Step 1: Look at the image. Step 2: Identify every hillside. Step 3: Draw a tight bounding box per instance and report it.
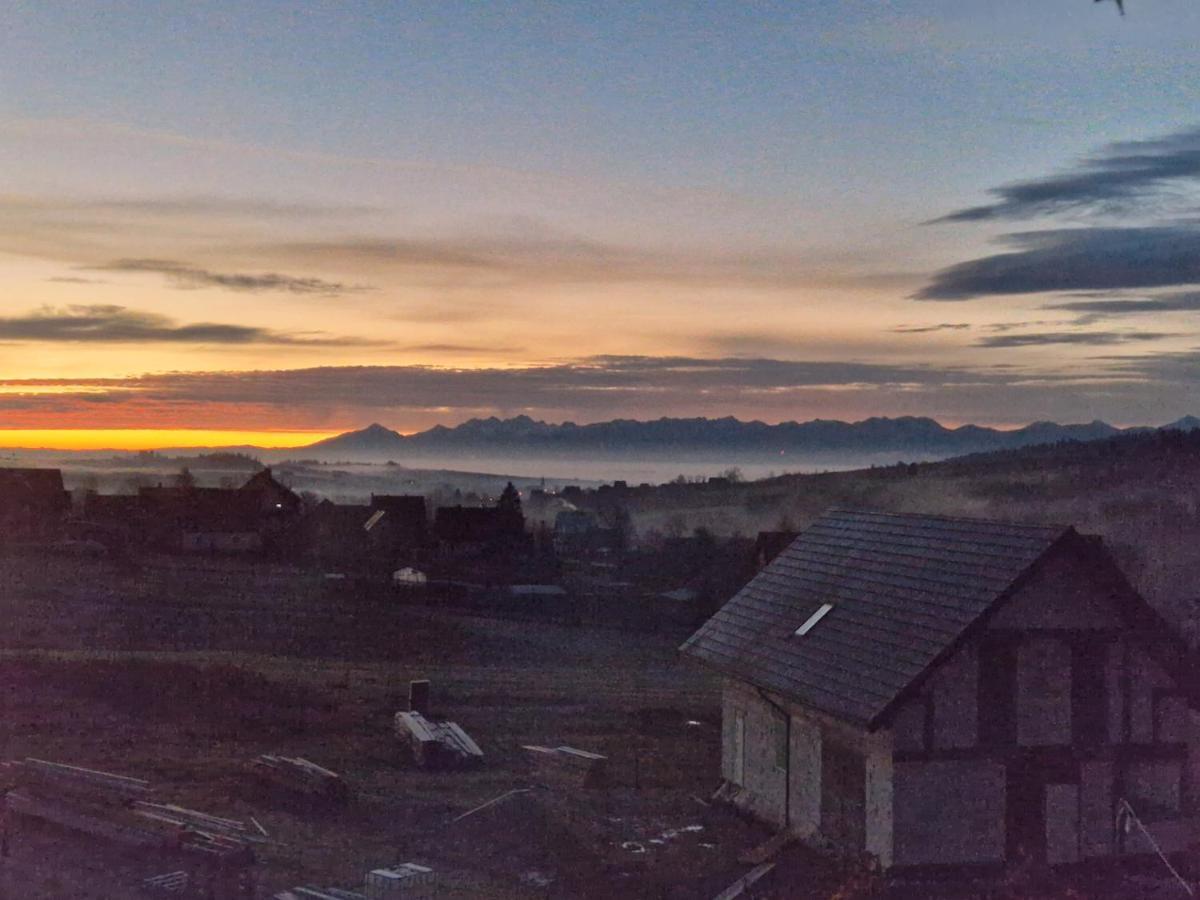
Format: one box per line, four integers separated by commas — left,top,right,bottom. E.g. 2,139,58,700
588,428,1200,636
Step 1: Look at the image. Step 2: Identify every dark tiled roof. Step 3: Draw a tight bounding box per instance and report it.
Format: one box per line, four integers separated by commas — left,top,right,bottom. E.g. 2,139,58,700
0,467,68,506
680,509,1070,728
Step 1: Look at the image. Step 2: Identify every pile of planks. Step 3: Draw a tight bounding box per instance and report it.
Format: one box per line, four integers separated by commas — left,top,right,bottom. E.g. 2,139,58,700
143,870,190,894
131,801,261,860
394,711,483,769
523,745,608,789
364,863,436,898
2,758,255,866
275,863,436,900
249,754,350,801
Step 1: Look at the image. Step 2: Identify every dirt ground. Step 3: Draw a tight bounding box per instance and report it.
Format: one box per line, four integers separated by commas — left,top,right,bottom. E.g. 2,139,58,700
0,551,784,899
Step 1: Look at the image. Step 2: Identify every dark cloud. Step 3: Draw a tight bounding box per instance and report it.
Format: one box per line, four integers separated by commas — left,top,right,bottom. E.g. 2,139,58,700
1,354,1192,431
90,258,369,296
0,305,378,346
933,125,1200,222
974,330,1175,349
915,226,1200,300
1045,291,1200,316
891,323,970,334
47,276,105,284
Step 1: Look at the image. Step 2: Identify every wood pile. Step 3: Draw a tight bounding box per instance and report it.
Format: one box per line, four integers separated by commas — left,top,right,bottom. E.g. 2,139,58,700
2,757,256,868
523,744,608,788
364,863,436,898
394,711,483,769
249,754,350,801
143,870,190,893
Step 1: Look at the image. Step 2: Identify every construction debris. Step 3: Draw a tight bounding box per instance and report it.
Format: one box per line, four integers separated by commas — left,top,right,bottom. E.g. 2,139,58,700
17,758,153,801
250,754,350,801
712,862,775,900
2,757,256,896
274,863,435,900
143,870,190,893
364,863,436,898
523,744,608,788
394,711,483,769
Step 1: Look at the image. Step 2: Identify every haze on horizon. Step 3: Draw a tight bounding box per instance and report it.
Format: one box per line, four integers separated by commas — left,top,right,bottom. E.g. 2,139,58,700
4,1,1200,448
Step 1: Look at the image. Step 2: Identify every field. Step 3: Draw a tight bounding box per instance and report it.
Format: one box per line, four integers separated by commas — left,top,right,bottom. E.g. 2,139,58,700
0,552,785,899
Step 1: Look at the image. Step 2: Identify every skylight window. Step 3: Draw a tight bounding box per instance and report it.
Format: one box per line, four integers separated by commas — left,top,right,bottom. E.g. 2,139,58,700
794,603,834,636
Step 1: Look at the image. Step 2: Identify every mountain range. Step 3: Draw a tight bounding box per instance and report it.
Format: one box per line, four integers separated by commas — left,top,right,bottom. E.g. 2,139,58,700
301,414,1200,460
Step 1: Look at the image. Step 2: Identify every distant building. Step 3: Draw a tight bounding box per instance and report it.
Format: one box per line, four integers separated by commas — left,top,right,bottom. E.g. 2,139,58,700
139,485,262,553
0,468,70,543
240,468,302,516
683,509,1199,870
369,494,429,550
435,491,526,557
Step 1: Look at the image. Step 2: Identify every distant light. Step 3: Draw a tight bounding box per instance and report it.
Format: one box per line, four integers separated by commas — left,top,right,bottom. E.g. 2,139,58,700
685,720,702,727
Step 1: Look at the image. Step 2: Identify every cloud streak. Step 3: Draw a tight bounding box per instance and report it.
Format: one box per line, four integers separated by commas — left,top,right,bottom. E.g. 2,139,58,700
1045,290,1200,317
92,258,369,296
0,305,378,346
916,226,1200,300
933,124,1200,222
974,330,1175,348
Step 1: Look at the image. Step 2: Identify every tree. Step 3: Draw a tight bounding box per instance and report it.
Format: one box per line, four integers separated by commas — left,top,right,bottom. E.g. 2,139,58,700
173,466,196,489
497,482,522,516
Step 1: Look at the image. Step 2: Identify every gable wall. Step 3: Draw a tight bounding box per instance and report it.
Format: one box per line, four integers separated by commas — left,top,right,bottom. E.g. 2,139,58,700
889,545,1194,868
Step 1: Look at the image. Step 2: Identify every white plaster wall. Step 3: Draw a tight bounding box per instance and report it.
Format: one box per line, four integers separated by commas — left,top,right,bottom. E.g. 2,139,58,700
864,746,894,868
1080,760,1114,858
789,714,822,837
722,681,787,827
1127,759,1183,814
892,760,1006,865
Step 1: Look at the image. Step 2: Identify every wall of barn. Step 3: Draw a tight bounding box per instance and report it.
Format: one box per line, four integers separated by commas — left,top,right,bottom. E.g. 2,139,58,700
719,548,1196,871
892,759,1006,865
721,679,895,868
721,679,788,828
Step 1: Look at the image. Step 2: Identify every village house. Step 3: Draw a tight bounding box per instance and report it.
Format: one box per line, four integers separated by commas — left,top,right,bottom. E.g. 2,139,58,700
368,494,429,553
0,468,71,544
682,509,1199,871
138,485,264,553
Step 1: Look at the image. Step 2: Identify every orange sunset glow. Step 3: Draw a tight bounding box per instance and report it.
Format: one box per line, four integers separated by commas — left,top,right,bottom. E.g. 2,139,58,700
0,429,340,451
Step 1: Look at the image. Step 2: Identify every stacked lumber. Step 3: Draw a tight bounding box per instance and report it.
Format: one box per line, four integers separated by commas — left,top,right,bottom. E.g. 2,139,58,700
3,757,255,867
250,754,350,801
523,744,608,788
130,801,260,861
17,758,153,802
143,870,190,893
364,863,436,898
394,711,483,769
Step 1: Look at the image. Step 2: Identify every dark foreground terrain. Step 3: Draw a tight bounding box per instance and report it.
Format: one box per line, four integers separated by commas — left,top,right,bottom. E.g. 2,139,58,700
0,553,767,898
0,552,1194,898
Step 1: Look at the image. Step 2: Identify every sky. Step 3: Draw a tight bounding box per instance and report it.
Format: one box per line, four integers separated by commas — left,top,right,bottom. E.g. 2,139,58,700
3,0,1200,447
